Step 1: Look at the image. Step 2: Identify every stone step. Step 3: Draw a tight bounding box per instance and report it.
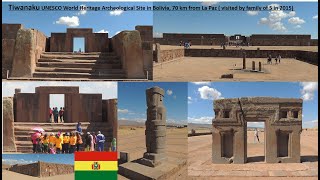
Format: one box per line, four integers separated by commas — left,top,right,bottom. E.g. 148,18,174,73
38,58,121,64
35,67,125,74
40,54,118,60
36,62,122,69
42,52,115,55
33,72,126,79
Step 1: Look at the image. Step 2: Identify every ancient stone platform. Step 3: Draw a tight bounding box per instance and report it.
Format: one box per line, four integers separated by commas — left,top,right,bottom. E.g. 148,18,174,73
119,157,186,180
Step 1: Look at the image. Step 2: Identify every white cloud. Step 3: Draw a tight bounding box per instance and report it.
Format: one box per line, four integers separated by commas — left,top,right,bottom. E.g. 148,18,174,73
192,82,211,85
2,159,36,165
288,11,296,17
300,82,318,101
201,1,219,6
96,29,109,33
294,25,302,29
258,4,297,32
188,97,192,100
198,86,223,100
110,10,124,16
188,116,212,124
166,89,173,96
118,109,129,113
153,32,163,38
55,16,79,27
247,11,259,16
78,4,87,15
188,96,192,104
288,17,306,25
312,120,318,123
312,15,318,19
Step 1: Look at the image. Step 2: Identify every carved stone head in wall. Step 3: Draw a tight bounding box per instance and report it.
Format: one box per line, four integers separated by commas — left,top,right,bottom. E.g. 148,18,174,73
146,86,164,107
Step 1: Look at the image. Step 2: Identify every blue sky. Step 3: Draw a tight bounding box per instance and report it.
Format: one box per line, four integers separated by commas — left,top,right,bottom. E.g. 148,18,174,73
2,154,74,165
154,2,318,39
2,81,117,108
2,2,153,51
188,82,318,128
118,82,188,125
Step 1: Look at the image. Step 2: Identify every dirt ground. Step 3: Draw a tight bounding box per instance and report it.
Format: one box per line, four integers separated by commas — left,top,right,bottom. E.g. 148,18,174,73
159,45,318,52
188,130,318,179
2,170,74,180
118,126,188,179
154,57,318,82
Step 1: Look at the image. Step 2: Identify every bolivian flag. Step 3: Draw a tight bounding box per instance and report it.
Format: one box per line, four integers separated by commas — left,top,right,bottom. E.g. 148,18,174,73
74,152,118,180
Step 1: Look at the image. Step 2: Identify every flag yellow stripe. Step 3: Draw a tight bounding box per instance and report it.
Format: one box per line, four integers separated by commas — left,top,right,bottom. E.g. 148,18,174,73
74,161,118,171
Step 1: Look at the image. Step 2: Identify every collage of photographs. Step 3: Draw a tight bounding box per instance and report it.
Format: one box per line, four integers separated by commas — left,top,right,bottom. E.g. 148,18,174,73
2,1,318,180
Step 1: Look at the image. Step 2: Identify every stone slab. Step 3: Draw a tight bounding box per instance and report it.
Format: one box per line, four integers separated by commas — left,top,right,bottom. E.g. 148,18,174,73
118,157,186,180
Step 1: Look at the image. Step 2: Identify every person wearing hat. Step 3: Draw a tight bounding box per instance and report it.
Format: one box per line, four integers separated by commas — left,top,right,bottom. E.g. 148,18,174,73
96,131,105,152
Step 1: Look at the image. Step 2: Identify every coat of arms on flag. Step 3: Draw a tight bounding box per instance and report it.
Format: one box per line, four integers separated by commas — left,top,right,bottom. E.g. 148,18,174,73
74,152,118,180
92,162,101,170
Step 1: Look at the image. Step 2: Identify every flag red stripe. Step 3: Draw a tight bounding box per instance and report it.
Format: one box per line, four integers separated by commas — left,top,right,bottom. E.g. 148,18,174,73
74,152,117,161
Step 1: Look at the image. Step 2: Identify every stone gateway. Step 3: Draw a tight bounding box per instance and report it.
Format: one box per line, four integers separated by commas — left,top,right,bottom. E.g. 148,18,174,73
212,97,302,164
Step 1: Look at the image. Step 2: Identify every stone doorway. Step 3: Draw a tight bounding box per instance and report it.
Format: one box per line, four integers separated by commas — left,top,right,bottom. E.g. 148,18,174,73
246,121,265,163
73,37,85,53
212,97,302,164
49,94,65,123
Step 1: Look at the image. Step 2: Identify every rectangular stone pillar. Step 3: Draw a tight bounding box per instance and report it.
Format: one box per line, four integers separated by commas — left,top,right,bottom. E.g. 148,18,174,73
135,26,153,80
242,52,246,69
259,62,262,71
3,97,17,152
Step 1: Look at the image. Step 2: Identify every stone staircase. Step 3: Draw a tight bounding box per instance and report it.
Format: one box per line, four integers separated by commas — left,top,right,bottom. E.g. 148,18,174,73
14,122,114,153
33,52,126,79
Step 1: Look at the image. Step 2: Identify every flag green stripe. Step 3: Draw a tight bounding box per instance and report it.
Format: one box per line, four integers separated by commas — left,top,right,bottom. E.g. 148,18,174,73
75,170,117,180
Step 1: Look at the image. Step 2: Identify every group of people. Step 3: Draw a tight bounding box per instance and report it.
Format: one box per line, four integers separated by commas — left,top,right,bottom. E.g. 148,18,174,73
179,41,192,49
49,107,65,123
267,54,282,64
30,122,116,154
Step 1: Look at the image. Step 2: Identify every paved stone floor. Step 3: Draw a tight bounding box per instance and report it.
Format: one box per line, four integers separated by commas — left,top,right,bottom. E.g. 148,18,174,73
154,57,318,82
118,126,188,179
188,130,318,179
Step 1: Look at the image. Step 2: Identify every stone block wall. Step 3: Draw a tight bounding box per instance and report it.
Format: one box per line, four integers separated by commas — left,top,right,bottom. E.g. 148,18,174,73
295,51,318,66
3,97,17,152
154,33,316,46
184,49,318,66
310,39,318,46
50,28,109,52
157,49,185,63
111,31,145,79
2,24,23,79
249,34,311,46
136,26,153,80
102,99,118,151
9,162,40,177
155,33,226,45
10,28,47,78
9,162,73,177
39,161,74,177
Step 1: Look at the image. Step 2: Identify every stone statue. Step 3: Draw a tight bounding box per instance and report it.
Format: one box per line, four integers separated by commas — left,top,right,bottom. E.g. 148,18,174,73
140,86,167,167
